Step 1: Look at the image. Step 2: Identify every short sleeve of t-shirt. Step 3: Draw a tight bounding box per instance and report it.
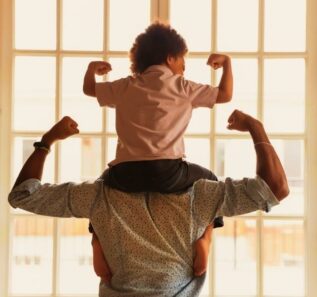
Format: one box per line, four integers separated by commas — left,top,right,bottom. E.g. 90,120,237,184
95,77,129,107
182,79,219,108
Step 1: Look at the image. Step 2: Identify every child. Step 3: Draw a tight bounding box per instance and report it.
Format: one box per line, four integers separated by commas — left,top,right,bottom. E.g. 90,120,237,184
83,23,233,281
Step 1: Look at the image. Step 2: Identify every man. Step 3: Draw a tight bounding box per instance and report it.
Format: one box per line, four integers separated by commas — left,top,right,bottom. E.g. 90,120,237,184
8,110,289,297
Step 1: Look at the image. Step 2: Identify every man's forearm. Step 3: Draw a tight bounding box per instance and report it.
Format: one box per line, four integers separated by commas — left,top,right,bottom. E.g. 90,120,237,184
83,66,96,97
13,149,48,188
249,120,289,200
12,116,79,190
217,59,233,103
13,133,55,188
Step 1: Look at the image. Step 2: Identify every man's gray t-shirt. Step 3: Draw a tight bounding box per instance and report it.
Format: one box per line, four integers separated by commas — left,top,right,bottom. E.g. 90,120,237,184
9,176,279,297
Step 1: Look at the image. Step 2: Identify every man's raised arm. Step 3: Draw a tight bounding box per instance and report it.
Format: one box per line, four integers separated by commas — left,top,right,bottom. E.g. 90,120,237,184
12,116,79,189
227,110,289,200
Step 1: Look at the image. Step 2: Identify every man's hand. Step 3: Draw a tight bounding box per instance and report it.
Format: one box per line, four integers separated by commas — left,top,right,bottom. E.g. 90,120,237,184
207,54,230,70
89,61,112,76
42,116,79,148
227,110,260,132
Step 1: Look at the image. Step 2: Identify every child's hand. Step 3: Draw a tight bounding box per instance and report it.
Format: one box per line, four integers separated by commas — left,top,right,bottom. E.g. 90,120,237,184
89,61,112,76
42,116,80,147
207,54,230,70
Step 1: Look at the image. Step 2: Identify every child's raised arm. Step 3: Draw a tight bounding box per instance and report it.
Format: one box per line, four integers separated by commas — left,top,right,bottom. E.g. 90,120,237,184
207,54,233,104
83,61,112,97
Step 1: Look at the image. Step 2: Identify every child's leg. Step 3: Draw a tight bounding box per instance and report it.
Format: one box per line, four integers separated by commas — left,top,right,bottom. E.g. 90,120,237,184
193,224,213,276
91,229,112,283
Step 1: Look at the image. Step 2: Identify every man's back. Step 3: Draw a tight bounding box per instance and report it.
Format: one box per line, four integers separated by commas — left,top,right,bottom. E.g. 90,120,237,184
9,175,279,296
80,177,278,296
94,186,200,296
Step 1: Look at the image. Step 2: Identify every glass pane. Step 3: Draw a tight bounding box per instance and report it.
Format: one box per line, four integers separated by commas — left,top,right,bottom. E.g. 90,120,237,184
15,0,56,49
62,57,103,132
215,139,256,179
184,138,210,169
267,140,304,216
215,219,257,296
217,0,258,52
109,0,150,51
62,0,103,50
106,137,118,165
58,218,98,294
200,269,210,296
10,217,53,295
14,56,55,131
12,137,55,184
216,59,258,133
108,57,130,81
263,220,305,296
185,57,211,85
264,0,306,52
60,137,102,182
185,58,212,134
170,0,211,52
263,59,305,133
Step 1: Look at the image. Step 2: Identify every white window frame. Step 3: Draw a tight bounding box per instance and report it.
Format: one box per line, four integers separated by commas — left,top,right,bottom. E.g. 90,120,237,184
1,0,317,296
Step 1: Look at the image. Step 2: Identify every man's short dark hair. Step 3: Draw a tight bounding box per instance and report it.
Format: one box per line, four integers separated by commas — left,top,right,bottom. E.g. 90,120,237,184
129,23,188,75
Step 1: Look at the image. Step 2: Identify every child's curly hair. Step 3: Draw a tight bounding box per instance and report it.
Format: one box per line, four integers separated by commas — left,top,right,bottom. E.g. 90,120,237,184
129,23,188,75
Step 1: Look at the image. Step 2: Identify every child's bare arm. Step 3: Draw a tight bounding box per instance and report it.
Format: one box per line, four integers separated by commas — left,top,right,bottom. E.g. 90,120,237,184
83,61,112,97
91,232,112,284
207,54,233,103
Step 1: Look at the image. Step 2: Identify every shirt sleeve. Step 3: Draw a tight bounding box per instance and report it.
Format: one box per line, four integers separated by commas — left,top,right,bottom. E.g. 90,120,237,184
192,176,279,227
8,178,101,218
95,77,129,107
182,78,219,108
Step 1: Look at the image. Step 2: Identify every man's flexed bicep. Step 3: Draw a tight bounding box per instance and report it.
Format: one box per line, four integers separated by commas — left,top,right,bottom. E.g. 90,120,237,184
215,177,279,218
192,177,279,227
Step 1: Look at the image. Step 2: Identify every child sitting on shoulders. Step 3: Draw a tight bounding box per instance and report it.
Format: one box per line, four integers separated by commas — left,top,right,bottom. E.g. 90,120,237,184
83,22,233,282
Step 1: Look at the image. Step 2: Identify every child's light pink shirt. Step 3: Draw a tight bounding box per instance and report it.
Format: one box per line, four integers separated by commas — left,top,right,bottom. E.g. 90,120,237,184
95,65,218,165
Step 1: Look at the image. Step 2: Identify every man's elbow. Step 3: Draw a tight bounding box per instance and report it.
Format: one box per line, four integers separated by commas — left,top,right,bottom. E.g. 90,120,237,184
8,192,18,209
273,180,290,201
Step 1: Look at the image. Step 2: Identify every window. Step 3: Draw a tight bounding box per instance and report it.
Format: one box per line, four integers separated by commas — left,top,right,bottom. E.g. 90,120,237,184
170,1,307,296
1,0,317,296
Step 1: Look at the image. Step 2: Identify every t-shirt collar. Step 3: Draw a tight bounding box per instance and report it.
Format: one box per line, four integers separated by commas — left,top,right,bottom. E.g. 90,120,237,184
143,64,173,75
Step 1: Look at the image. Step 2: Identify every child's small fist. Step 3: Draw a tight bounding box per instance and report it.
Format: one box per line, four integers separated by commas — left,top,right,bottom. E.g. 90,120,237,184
207,54,230,69
89,61,112,75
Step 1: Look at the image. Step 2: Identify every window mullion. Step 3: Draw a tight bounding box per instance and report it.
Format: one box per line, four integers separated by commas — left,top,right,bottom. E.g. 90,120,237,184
158,0,169,22
210,0,218,296
0,0,14,295
102,0,109,169
306,0,317,296
52,0,63,295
